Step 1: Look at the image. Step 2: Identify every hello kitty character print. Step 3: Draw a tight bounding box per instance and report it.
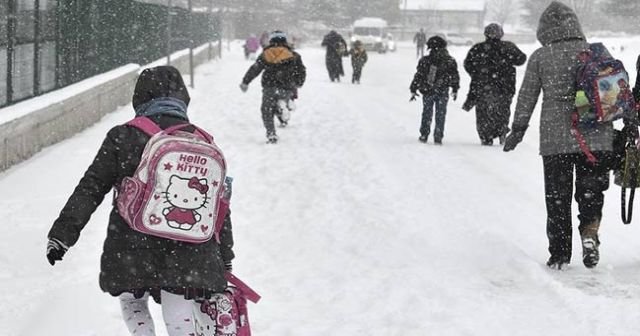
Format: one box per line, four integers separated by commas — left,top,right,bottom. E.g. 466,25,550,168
192,272,261,336
116,117,228,243
162,175,210,230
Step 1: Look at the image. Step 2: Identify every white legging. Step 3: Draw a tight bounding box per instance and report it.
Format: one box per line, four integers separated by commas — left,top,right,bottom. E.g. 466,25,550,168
119,290,195,336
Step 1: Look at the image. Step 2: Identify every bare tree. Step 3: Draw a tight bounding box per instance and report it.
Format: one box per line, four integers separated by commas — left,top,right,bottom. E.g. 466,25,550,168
490,0,517,25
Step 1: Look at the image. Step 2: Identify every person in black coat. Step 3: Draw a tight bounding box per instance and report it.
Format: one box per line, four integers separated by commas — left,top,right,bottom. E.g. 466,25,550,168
410,36,460,144
321,30,348,82
241,31,306,143
46,65,234,336
463,23,527,145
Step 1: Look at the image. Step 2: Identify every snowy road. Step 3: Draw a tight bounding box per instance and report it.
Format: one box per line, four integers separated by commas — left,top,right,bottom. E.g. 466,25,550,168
3,38,640,335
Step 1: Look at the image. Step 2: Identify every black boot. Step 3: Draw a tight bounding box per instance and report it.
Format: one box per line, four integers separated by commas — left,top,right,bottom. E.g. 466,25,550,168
581,237,599,268
546,255,570,270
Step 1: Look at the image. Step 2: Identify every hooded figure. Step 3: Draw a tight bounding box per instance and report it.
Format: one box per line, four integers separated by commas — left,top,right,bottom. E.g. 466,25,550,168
410,35,460,144
47,65,235,335
503,2,638,270
463,23,527,145
241,31,307,143
321,30,348,82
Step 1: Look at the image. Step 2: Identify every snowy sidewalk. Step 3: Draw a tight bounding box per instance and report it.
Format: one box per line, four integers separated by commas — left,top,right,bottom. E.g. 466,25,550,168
3,39,640,335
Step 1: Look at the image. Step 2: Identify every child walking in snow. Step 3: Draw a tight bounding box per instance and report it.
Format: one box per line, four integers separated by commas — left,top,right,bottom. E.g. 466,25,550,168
46,65,235,336
410,35,460,144
350,40,368,84
240,30,307,143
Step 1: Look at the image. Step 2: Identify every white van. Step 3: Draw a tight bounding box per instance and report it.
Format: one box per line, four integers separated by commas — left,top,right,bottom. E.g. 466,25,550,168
351,17,389,53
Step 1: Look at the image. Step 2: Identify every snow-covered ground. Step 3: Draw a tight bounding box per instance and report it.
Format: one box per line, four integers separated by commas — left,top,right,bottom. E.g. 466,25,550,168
3,36,640,335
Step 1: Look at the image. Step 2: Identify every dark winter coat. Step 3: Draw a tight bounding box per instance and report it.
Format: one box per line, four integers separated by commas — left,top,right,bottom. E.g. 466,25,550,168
48,66,234,300
322,31,347,78
511,2,625,156
463,39,526,97
410,48,460,96
242,44,306,90
350,46,368,69
414,31,427,46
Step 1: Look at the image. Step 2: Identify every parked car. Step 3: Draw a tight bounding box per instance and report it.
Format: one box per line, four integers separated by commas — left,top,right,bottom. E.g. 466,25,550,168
437,32,473,46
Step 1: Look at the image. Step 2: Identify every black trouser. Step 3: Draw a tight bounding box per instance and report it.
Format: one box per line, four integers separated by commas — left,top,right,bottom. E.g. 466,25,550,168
352,65,363,82
326,55,344,81
475,93,513,142
542,152,611,260
261,87,292,136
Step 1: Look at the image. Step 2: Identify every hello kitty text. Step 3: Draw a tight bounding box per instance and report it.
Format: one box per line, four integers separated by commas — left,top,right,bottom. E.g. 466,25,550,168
177,154,209,176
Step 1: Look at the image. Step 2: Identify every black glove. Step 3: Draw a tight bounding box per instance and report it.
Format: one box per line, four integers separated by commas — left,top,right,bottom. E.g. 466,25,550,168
410,92,419,102
224,261,233,271
503,125,528,152
451,91,458,101
46,238,68,266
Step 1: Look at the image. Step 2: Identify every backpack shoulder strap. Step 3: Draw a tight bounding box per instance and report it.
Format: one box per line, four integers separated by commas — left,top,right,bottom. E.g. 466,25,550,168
127,117,214,143
571,111,598,164
126,117,162,136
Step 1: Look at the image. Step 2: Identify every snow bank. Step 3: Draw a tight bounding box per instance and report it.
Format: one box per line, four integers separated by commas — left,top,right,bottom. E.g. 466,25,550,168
0,42,221,172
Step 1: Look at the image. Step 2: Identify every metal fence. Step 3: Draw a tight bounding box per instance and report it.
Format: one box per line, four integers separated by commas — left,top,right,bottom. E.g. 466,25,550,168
1,0,220,108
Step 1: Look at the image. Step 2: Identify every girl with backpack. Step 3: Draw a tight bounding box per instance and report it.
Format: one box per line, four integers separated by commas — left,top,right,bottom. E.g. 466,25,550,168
46,66,235,335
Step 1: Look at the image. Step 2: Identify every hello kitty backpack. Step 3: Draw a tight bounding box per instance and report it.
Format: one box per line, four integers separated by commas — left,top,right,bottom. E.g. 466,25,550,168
116,117,229,243
193,272,261,336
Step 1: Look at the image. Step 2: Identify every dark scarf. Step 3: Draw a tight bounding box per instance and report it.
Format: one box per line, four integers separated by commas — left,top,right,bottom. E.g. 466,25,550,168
134,97,188,120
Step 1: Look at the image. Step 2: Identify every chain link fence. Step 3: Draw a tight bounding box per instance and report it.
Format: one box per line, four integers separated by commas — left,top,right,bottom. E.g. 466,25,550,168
1,0,221,108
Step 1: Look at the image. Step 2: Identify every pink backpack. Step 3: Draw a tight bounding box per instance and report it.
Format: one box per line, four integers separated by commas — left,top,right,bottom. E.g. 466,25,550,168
194,272,261,336
116,117,229,243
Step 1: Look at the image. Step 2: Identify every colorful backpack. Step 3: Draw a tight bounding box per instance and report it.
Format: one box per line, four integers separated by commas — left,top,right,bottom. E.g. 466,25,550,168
193,272,261,336
116,117,229,244
572,43,636,162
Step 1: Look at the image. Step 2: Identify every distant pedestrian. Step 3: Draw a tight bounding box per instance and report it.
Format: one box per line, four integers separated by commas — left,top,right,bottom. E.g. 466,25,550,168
259,31,270,48
463,23,526,146
410,36,460,145
243,34,261,60
349,40,368,84
414,28,427,58
322,30,348,82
